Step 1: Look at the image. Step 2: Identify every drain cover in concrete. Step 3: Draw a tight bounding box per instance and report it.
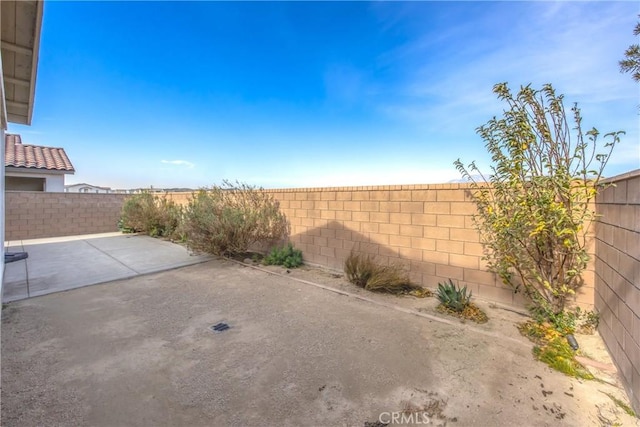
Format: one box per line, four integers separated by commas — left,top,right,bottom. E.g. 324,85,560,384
210,322,230,333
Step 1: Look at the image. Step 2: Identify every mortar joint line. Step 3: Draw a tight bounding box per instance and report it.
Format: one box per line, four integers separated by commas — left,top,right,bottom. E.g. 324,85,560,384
22,240,31,298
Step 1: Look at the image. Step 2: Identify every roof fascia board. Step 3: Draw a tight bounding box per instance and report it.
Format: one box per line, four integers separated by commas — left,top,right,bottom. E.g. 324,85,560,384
5,166,73,176
26,1,44,126
0,46,7,130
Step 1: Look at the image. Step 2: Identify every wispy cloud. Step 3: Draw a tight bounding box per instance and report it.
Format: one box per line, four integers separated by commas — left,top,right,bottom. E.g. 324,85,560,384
371,1,638,176
161,160,195,168
381,2,636,111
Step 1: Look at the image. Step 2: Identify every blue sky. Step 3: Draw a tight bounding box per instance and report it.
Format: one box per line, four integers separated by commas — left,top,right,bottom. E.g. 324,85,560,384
8,1,640,189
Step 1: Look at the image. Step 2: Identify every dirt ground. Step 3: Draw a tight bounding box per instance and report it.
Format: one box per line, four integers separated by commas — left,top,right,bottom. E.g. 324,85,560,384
2,258,638,426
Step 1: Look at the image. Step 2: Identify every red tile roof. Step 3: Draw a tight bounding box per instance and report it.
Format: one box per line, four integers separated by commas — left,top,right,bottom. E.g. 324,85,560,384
5,134,75,172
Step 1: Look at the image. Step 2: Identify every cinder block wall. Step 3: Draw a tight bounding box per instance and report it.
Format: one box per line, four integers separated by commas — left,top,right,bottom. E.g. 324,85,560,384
5,186,597,311
594,169,640,413
5,191,128,240
163,191,192,206
264,184,595,309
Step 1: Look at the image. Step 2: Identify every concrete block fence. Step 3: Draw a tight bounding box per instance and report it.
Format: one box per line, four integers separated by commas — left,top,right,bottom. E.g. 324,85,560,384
594,169,640,413
5,184,598,309
262,184,595,310
5,191,128,240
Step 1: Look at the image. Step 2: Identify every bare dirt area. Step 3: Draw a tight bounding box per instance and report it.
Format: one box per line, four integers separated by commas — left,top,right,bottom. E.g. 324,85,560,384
256,260,638,426
2,258,638,427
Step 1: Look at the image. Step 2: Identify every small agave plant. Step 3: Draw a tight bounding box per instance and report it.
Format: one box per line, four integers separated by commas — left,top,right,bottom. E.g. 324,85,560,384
437,279,472,312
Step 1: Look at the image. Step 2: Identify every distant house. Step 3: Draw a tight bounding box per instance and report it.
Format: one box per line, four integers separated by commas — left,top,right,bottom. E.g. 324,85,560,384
65,183,111,194
5,133,75,192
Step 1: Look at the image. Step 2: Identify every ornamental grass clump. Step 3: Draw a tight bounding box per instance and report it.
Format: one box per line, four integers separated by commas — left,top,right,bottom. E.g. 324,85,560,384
182,181,289,257
344,251,427,296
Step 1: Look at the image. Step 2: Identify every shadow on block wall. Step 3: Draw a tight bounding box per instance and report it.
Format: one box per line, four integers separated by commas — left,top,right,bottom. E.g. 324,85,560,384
287,220,527,308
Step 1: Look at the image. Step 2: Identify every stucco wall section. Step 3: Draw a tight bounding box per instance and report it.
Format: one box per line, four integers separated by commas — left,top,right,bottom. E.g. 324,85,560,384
594,169,640,413
5,170,66,192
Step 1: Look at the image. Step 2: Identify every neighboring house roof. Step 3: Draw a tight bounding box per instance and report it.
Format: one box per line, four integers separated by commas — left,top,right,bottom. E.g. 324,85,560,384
5,133,75,172
65,183,111,190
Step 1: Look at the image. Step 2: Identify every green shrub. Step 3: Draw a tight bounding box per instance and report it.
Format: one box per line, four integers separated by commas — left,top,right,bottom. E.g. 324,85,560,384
182,181,289,257
263,243,303,268
120,192,182,239
436,279,472,313
602,392,637,418
435,279,488,323
579,309,600,334
533,337,594,380
518,320,593,379
344,251,420,294
530,306,600,335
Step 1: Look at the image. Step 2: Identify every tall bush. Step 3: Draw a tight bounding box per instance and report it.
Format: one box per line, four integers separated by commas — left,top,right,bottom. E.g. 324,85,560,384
182,181,289,256
120,192,182,238
454,83,622,315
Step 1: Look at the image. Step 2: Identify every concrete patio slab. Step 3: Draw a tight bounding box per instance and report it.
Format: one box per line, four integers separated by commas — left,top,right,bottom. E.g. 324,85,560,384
3,232,212,302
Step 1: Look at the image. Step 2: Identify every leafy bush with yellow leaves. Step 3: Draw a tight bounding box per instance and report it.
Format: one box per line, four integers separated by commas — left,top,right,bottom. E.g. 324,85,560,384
455,83,622,317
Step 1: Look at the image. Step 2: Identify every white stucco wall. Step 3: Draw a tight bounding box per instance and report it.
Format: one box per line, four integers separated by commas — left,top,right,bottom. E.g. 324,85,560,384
5,170,67,192
44,174,65,192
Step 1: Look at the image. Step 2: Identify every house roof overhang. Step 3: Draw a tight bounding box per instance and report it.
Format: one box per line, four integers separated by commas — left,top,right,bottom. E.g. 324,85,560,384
5,165,71,176
1,0,44,128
